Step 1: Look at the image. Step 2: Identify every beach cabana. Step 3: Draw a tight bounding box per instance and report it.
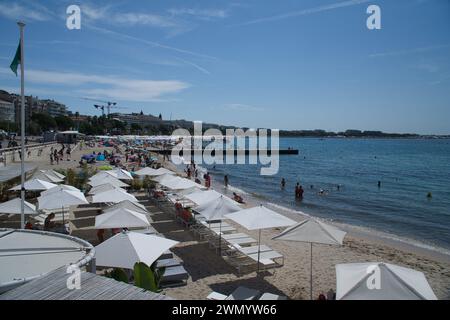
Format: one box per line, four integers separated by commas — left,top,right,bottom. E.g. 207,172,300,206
160,177,200,190
9,179,57,192
335,262,437,300
33,172,64,184
88,183,124,195
105,168,133,180
225,205,296,272
91,189,138,204
40,169,65,180
135,167,159,177
95,231,179,269
95,208,150,229
272,218,347,300
103,200,148,215
0,198,37,215
37,190,89,224
184,190,223,207
152,167,176,176
195,196,242,253
41,185,80,197
88,175,129,188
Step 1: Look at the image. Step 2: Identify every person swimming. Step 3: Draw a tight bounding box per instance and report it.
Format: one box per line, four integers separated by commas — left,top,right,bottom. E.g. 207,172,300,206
281,178,286,189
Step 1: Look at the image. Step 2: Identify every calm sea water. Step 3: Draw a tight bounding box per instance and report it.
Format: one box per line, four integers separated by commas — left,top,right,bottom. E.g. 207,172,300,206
203,138,450,251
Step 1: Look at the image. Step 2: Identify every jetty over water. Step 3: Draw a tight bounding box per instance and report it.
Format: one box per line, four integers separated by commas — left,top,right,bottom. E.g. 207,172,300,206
148,148,299,156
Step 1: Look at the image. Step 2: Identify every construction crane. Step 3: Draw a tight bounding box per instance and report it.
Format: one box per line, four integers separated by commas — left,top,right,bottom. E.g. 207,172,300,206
82,97,127,116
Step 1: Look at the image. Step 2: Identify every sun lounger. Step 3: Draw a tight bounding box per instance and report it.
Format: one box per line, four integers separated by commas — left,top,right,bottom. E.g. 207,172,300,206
259,293,287,300
156,258,181,268
227,237,257,246
221,233,249,240
207,291,228,300
225,286,260,300
234,245,273,255
160,265,189,287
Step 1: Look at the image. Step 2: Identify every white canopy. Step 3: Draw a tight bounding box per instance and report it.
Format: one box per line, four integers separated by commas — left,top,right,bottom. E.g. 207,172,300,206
336,262,437,300
0,198,37,215
89,171,111,181
152,167,175,176
225,205,296,231
95,208,150,229
272,218,347,300
160,177,200,190
105,168,133,180
272,218,347,245
91,189,138,204
195,195,241,221
184,190,223,206
9,179,57,191
103,200,148,215
33,172,64,184
95,232,179,269
88,183,125,195
38,190,88,210
41,185,80,197
40,169,65,180
152,173,177,183
177,186,203,196
135,167,159,176
88,175,129,188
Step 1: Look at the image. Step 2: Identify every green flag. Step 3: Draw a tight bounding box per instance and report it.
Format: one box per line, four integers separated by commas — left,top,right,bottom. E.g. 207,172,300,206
10,42,21,76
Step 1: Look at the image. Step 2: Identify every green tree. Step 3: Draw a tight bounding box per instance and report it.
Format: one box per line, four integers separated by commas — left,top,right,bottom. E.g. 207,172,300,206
31,112,56,131
55,115,74,131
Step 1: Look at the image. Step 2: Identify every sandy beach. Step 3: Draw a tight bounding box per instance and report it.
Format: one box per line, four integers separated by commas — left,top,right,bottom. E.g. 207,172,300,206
4,144,449,300
157,159,450,300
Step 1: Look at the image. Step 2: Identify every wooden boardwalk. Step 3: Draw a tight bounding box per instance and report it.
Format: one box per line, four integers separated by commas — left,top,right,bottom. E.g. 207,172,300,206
0,266,171,300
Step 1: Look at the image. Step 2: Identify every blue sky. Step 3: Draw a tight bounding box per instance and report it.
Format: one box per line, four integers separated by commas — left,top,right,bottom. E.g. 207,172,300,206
0,0,449,134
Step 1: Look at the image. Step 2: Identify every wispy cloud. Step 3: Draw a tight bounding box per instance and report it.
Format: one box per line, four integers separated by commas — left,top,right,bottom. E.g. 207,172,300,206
168,8,229,20
0,67,190,102
236,0,369,26
85,24,218,61
0,2,50,21
80,3,190,36
415,62,439,73
174,57,211,75
369,44,450,58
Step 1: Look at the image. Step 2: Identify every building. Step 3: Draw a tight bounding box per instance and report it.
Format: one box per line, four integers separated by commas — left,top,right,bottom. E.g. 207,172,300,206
39,99,67,117
56,130,84,144
0,100,15,122
110,112,162,127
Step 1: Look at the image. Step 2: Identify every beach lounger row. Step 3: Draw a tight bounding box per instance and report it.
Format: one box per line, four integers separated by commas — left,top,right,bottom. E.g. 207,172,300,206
207,286,287,301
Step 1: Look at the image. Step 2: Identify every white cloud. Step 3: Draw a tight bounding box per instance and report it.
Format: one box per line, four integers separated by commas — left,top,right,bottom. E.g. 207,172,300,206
237,0,369,26
168,8,228,20
0,2,50,21
0,67,190,102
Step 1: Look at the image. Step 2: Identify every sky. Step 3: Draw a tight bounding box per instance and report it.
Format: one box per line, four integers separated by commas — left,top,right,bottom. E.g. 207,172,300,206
0,0,449,134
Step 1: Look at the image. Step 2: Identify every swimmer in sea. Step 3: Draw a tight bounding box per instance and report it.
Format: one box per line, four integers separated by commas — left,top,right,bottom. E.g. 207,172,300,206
281,178,286,189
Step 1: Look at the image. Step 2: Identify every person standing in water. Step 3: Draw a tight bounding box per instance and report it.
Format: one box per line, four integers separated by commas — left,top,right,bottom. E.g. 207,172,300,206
281,178,286,189
295,183,300,198
224,175,229,188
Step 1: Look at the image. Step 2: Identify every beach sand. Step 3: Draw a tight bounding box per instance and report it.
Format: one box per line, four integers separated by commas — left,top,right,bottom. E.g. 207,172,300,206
158,160,450,300
5,145,449,300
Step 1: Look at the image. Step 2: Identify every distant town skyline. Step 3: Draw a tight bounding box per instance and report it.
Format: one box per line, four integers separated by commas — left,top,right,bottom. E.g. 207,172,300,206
0,0,449,134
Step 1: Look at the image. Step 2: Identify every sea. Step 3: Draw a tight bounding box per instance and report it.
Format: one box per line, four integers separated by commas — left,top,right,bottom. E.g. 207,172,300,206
197,137,450,255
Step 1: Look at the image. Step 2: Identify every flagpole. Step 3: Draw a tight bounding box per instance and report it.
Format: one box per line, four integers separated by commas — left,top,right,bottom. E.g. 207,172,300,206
18,21,25,229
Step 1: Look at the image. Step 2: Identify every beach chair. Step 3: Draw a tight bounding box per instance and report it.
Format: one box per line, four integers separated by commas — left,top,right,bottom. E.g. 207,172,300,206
258,293,287,300
155,258,181,268
207,291,228,300
225,286,260,300
160,265,189,287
